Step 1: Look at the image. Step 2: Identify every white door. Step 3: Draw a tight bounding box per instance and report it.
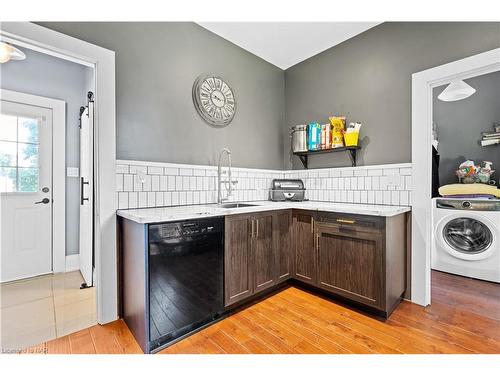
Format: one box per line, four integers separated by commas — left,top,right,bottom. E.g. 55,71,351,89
0,100,53,282
79,100,94,287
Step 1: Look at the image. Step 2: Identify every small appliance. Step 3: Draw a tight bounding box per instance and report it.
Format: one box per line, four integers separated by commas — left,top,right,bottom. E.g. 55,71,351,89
270,179,306,201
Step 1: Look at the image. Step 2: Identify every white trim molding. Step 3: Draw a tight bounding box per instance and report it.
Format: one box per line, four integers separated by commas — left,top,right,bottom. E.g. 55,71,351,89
1,22,117,324
65,254,80,272
0,89,66,275
411,47,500,306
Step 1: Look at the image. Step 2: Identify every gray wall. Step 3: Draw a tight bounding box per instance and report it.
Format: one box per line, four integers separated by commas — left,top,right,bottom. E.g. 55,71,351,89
1,48,91,255
433,71,500,186
38,22,286,170
284,22,500,169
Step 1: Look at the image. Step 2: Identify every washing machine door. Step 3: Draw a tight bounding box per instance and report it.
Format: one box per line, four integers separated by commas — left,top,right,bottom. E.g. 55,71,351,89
437,214,497,261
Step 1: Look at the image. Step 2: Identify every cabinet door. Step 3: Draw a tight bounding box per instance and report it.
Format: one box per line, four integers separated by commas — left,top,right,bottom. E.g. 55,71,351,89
292,211,317,285
316,223,383,308
224,215,252,306
274,210,292,282
252,213,276,293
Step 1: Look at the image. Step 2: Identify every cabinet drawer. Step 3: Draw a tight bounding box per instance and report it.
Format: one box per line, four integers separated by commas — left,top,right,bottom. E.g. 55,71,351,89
316,212,384,234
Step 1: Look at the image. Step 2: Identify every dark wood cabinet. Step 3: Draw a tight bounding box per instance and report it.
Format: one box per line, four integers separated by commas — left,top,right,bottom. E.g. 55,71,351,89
225,209,407,316
252,212,276,293
292,211,317,285
316,222,383,308
224,214,253,306
314,212,406,315
274,210,293,281
225,211,285,306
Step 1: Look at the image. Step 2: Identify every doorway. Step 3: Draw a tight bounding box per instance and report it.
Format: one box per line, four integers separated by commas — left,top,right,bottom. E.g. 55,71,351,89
0,46,97,350
411,47,500,306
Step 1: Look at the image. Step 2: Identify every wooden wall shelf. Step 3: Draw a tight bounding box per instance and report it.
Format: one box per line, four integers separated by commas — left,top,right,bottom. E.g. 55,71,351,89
293,146,361,169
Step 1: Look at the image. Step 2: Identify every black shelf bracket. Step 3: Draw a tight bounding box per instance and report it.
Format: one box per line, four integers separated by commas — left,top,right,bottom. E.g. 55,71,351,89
298,154,308,169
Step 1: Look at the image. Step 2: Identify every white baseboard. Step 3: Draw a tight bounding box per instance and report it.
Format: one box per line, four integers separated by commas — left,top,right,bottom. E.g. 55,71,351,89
65,254,80,272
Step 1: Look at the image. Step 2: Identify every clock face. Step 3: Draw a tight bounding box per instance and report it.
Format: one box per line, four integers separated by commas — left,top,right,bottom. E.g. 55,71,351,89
193,74,236,127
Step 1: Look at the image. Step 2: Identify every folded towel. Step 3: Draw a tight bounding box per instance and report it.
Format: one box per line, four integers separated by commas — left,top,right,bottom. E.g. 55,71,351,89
438,183,500,198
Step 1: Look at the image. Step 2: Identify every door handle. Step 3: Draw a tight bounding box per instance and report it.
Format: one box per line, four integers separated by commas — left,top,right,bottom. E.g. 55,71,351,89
81,177,89,205
35,198,50,204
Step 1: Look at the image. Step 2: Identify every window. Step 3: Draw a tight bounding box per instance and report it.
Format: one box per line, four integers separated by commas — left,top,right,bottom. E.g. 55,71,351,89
0,113,39,192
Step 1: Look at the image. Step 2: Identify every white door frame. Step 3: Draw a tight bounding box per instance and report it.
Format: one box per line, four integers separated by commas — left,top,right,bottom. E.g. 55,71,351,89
411,47,500,306
0,22,118,324
1,89,66,274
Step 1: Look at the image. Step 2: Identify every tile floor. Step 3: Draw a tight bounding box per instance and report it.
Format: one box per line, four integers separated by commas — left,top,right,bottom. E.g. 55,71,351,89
0,271,96,351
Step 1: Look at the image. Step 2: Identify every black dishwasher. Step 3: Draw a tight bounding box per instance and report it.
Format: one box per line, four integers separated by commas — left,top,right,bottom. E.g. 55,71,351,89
148,217,225,351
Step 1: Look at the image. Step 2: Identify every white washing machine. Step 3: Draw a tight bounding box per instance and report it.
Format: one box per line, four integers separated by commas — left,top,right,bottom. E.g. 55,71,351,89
432,198,500,283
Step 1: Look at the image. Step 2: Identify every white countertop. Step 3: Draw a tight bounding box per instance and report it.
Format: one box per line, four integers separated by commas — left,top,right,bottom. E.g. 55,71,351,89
117,201,411,224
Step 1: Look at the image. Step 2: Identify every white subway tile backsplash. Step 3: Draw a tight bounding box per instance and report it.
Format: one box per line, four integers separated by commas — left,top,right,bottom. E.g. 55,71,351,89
172,191,179,205
116,164,129,174
151,175,160,191
124,174,133,191
164,167,178,175
368,169,383,176
138,192,147,207
341,170,354,177
143,175,152,192
155,192,164,207
383,191,392,205
400,191,409,206
368,190,375,204
329,170,341,178
357,177,365,190
159,176,167,191
148,166,163,175
164,192,172,206
116,174,124,192
128,192,138,208
116,160,412,210
130,165,147,175
354,169,368,177
383,168,400,175
147,192,155,207
391,190,400,205
190,176,197,191
118,192,128,209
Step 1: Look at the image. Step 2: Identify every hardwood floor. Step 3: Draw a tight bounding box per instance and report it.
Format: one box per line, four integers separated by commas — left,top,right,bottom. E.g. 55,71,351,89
30,270,500,354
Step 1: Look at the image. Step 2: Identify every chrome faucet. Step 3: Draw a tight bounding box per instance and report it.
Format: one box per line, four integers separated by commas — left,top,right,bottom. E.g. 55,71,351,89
217,148,237,204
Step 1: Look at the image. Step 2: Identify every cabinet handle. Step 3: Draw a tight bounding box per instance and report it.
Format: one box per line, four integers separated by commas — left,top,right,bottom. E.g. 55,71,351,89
251,219,255,238
255,219,259,238
336,219,356,224
311,217,314,233
316,233,319,250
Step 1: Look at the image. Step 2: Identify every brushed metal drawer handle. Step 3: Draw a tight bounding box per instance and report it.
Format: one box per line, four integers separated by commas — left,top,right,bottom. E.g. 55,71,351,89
336,219,356,224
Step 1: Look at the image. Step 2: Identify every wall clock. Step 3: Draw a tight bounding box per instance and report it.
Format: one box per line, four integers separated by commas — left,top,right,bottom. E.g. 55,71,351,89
192,74,236,127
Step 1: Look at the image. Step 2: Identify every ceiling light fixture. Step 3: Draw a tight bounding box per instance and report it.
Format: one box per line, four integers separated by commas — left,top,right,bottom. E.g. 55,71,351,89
437,80,476,102
0,42,26,64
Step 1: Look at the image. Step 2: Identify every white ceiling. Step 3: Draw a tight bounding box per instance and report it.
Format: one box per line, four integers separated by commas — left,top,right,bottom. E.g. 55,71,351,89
197,22,381,70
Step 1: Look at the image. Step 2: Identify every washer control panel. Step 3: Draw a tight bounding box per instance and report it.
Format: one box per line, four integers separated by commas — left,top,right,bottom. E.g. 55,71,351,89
436,199,500,211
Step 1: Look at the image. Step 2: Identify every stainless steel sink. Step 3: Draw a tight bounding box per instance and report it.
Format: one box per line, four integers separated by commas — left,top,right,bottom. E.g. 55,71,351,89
217,203,258,209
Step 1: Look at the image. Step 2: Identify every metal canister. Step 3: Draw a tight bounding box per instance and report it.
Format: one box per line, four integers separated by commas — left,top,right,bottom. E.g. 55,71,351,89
290,124,308,153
